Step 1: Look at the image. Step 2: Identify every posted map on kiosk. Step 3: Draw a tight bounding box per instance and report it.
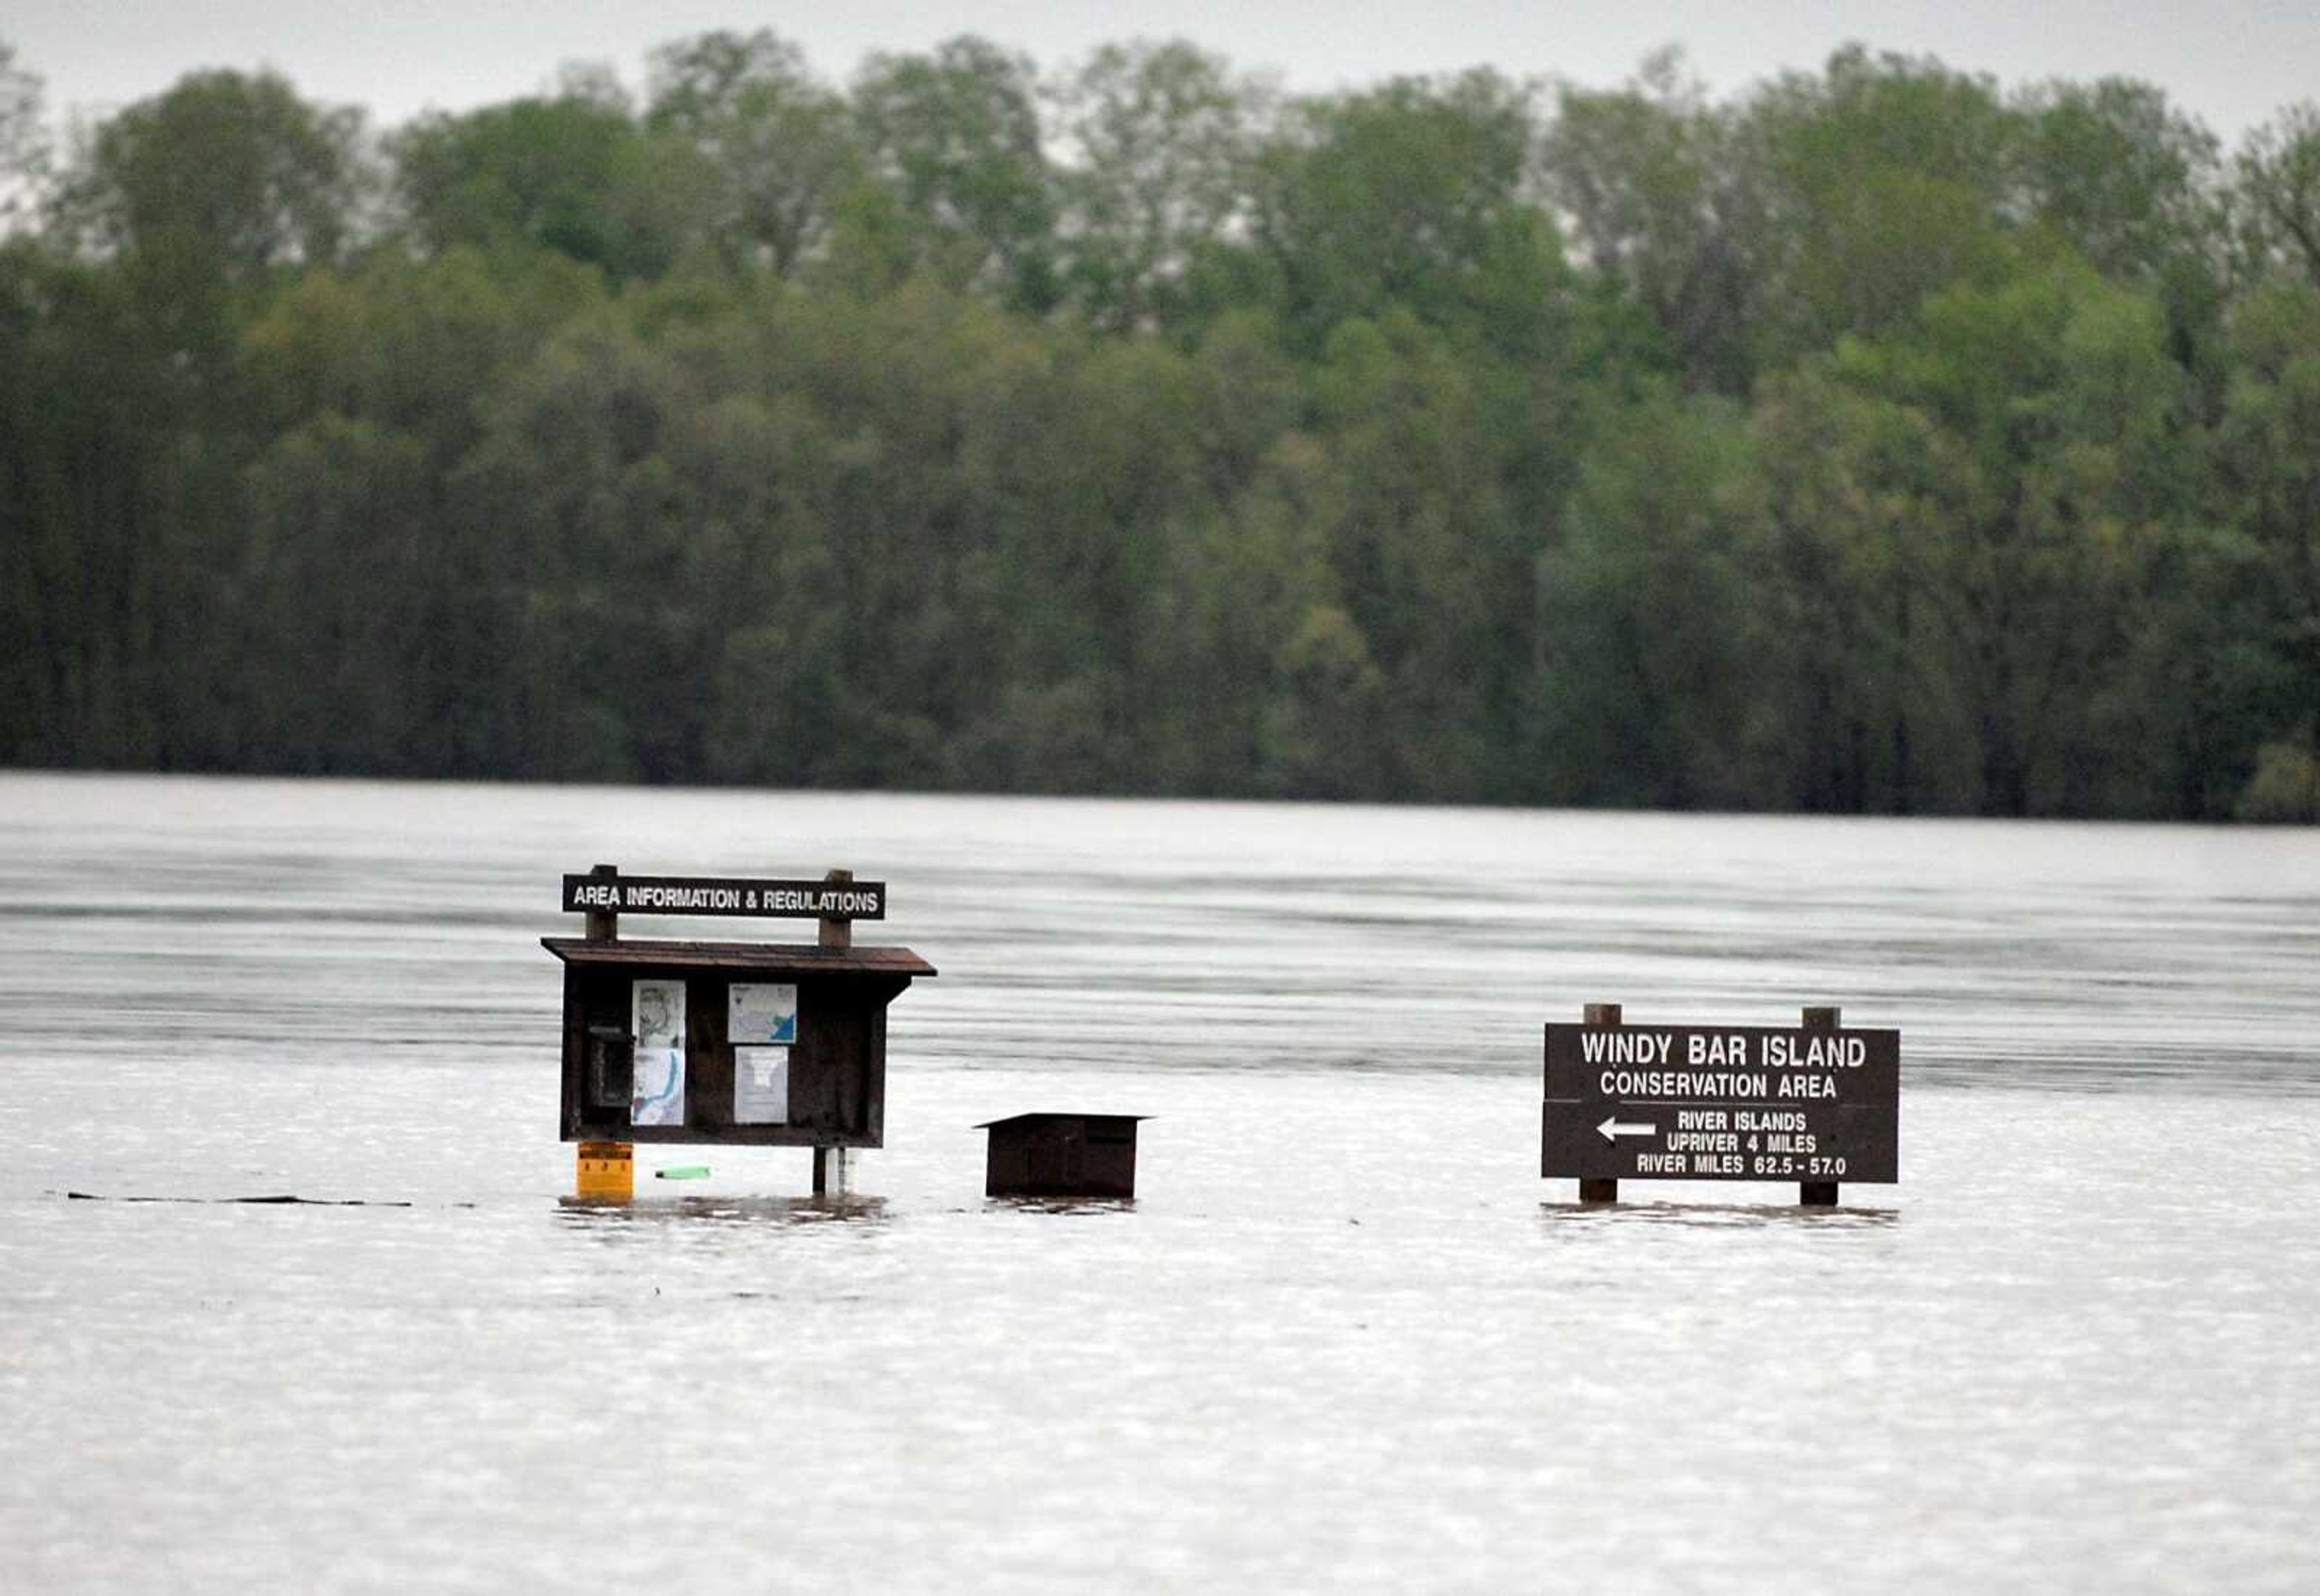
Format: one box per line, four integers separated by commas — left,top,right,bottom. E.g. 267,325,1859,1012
729,983,798,1045
631,1047,685,1126
631,979,686,1126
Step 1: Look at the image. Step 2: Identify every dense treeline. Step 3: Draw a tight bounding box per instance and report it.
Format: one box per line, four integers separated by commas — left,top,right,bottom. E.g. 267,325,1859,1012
2,33,2316,817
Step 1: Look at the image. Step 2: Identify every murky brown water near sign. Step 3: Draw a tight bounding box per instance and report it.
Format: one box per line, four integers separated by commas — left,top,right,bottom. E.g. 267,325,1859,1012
2,773,2317,1592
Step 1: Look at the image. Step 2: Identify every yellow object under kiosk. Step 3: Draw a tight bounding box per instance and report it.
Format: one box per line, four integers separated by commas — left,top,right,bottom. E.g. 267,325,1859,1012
576,1141,634,1202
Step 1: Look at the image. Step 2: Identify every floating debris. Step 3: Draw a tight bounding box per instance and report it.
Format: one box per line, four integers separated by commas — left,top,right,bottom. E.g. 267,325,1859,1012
62,1191,417,1207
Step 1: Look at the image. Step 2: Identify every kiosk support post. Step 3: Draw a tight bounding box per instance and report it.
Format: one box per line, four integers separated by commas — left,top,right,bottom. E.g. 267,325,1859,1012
578,863,631,1200
813,1146,855,1196
814,868,855,1195
1577,1002,1622,1205
1800,1005,1840,1207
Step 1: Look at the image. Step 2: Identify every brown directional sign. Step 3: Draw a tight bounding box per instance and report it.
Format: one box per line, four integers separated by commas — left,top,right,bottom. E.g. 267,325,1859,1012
1542,1023,1899,1184
561,874,886,920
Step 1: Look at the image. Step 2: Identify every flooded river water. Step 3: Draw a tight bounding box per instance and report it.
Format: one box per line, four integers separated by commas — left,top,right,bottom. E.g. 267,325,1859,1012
2,773,2316,1592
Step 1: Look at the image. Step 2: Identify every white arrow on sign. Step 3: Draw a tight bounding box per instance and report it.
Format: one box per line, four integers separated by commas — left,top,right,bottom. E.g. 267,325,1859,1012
1597,1116,1658,1143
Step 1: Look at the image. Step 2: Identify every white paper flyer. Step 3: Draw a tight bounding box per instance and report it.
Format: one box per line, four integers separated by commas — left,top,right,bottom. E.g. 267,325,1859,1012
733,1046,790,1124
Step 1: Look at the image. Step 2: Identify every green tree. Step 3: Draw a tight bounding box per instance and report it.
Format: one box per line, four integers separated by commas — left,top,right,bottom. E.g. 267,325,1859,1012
1305,311,1562,798
452,312,698,780
2213,279,2320,803
2011,77,2220,284
1736,48,2017,362
1051,39,1268,332
1541,49,1756,392
52,68,365,367
2231,103,2320,290
0,246,163,764
1750,367,1977,813
237,414,436,770
1826,263,2195,814
393,88,710,281
55,68,362,280
1533,391,1771,808
3,30,2314,820
228,247,605,774
1,39,48,232
850,36,1057,307
2012,77,2230,397
1252,71,1563,355
646,29,862,277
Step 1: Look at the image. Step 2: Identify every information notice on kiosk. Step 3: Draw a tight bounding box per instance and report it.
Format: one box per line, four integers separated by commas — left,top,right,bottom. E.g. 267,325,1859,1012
1542,1023,1900,1183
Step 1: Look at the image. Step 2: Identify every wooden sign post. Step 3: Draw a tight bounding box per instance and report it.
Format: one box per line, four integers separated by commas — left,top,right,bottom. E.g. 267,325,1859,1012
1542,1003,1899,1206
1577,1002,1622,1205
1797,1005,1842,1207
582,861,619,944
546,863,932,1200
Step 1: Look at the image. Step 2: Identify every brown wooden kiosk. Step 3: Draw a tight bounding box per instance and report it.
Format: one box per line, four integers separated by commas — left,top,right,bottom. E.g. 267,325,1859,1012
546,864,933,1197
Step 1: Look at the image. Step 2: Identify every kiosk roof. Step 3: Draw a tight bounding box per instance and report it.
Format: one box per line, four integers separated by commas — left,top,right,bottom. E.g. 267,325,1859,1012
540,938,935,977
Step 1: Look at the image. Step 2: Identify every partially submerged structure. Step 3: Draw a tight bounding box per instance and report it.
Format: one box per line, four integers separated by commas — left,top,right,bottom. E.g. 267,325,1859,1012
547,864,932,1195
976,1113,1149,1200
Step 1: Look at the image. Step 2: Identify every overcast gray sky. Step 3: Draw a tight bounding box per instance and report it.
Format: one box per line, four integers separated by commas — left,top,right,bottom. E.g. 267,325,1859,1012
7,1,2316,144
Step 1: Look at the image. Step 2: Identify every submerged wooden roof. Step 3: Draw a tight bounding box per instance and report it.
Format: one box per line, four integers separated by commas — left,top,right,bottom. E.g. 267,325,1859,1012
541,937,934,977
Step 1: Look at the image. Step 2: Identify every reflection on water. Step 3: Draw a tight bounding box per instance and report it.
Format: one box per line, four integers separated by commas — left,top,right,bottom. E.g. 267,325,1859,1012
1,773,2316,1594
979,1197,1139,1216
555,1194,891,1228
